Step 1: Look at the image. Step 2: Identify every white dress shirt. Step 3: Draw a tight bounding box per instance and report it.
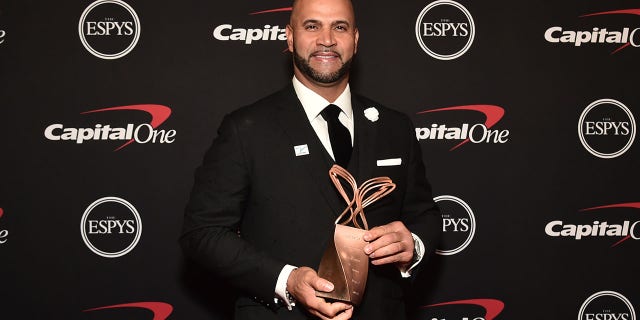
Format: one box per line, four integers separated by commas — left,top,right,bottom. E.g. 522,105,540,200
292,76,354,159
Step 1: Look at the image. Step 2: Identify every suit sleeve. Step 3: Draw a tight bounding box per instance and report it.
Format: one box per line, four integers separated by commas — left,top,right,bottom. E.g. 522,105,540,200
180,114,285,302
398,115,442,265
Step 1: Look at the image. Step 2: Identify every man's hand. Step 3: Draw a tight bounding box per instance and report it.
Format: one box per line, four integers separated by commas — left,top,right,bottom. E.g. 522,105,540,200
287,267,353,319
363,221,414,269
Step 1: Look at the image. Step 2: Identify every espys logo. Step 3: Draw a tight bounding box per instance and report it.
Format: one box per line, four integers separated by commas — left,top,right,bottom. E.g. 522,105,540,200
44,104,176,151
578,99,636,159
578,291,636,320
84,301,173,320
80,197,142,258
415,0,475,60
435,195,475,255
545,9,640,54
419,299,505,320
415,105,509,151
0,208,8,244
79,0,141,59
545,202,640,247
213,7,290,45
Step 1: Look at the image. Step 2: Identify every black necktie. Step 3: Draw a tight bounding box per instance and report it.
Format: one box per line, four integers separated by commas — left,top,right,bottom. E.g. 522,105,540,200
321,104,352,167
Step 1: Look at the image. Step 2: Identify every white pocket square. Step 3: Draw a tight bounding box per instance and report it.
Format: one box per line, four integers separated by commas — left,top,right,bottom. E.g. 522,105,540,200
377,158,402,166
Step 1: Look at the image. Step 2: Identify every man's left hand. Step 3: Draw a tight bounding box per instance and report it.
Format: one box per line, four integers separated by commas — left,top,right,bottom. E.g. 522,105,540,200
362,221,414,269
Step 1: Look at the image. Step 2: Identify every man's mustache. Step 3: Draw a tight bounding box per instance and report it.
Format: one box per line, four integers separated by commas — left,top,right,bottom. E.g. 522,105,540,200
310,48,341,58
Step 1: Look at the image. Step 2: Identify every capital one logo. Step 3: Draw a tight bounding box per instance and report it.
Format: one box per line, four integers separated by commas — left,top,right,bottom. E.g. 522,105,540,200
578,99,636,159
0,208,8,244
79,0,141,59
578,291,636,320
545,202,640,247
435,195,476,255
80,197,142,258
84,301,173,320
213,7,290,45
544,9,640,54
44,104,176,151
415,105,510,151
420,299,505,320
0,29,6,45
415,0,475,60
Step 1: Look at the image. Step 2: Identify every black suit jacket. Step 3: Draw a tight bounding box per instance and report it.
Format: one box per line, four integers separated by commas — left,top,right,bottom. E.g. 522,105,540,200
180,85,441,319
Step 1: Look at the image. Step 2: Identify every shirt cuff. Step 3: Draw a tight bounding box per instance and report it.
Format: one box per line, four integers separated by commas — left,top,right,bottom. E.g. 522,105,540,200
275,264,298,310
400,233,425,278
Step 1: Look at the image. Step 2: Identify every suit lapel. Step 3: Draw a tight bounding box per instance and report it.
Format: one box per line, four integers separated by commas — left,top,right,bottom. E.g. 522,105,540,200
351,96,378,184
272,86,346,218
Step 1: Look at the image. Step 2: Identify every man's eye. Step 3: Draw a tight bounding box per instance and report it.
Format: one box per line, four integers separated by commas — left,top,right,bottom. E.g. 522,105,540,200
305,25,318,30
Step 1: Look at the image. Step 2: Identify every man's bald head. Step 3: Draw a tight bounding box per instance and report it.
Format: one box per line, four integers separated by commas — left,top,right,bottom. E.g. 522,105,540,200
290,0,356,27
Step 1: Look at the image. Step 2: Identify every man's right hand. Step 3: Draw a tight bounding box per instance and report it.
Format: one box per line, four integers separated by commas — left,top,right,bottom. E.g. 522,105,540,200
286,266,353,319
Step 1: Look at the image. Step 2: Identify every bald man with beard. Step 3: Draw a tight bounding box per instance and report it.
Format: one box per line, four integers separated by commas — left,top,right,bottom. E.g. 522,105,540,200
181,0,441,319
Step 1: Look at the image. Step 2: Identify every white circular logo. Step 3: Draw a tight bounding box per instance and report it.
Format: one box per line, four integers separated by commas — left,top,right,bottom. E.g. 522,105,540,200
435,195,476,255
80,196,142,258
578,291,636,320
78,0,141,59
578,98,636,159
415,0,475,60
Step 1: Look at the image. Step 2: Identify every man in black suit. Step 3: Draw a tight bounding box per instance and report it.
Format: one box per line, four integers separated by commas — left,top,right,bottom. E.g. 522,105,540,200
180,0,441,319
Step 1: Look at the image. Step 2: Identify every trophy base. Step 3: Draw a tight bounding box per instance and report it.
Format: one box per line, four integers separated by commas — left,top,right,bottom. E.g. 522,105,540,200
316,225,369,306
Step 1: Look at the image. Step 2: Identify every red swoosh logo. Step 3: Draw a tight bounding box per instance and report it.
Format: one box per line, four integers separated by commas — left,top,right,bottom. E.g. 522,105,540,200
580,202,640,247
0,207,4,219
250,7,292,15
81,104,172,151
416,105,505,151
249,7,293,52
580,9,640,54
581,9,640,18
422,298,505,320
83,302,173,320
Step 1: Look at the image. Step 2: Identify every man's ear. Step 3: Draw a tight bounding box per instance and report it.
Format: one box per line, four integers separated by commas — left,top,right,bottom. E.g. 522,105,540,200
286,25,294,53
354,28,359,55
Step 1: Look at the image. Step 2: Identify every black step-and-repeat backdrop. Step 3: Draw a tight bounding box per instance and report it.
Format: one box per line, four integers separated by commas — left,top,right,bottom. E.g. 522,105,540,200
1,1,638,319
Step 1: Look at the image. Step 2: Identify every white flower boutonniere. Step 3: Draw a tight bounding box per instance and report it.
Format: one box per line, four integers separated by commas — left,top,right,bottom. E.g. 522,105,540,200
364,107,379,122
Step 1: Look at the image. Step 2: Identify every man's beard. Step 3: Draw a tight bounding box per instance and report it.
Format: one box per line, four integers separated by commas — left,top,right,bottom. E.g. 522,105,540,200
293,49,352,84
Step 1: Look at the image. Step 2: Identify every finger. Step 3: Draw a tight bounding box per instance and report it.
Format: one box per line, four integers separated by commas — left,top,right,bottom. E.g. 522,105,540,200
295,267,333,293
312,276,335,293
333,305,354,320
312,300,352,318
363,224,388,242
364,232,400,256
368,241,406,259
370,252,406,265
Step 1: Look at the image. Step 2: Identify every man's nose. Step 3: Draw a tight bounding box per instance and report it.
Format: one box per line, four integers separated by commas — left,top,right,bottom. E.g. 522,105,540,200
316,28,336,47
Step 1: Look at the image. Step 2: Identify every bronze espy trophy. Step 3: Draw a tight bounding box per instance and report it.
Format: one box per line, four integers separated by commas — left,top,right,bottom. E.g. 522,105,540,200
315,165,396,306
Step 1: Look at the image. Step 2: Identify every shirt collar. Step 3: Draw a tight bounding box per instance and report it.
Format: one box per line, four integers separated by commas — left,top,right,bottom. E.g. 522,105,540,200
292,76,353,122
